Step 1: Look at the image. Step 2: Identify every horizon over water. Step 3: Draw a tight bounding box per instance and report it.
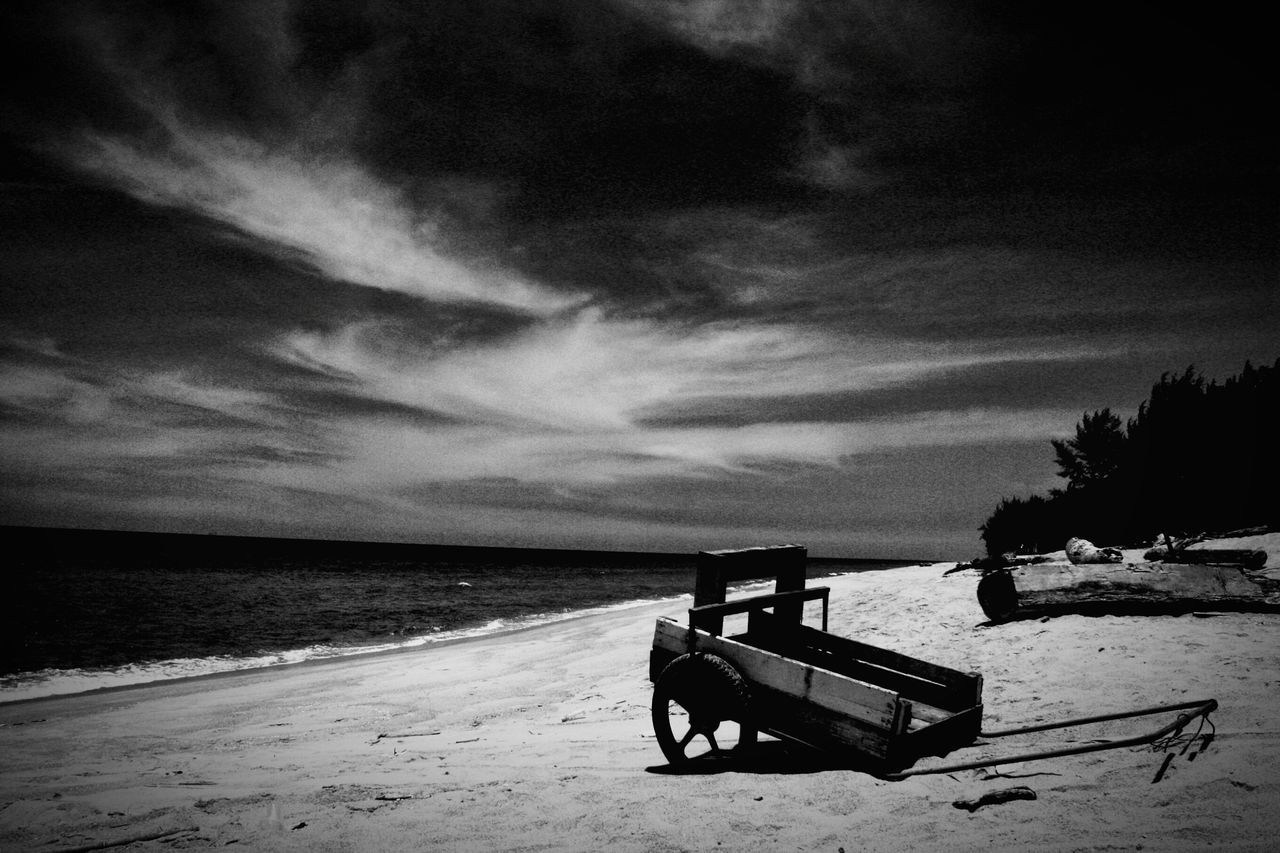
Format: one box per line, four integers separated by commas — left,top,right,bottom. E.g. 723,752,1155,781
2,526,931,703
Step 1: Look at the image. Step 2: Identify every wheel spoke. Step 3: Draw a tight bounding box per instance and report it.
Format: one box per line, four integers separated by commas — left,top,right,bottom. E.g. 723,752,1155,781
705,732,721,753
677,726,698,750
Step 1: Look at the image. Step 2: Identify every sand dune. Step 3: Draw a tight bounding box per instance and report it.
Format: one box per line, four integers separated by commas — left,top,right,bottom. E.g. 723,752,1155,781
2,561,1277,851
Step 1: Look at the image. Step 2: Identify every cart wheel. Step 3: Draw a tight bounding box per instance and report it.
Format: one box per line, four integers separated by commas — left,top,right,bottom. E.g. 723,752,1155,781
977,569,1018,622
651,652,750,765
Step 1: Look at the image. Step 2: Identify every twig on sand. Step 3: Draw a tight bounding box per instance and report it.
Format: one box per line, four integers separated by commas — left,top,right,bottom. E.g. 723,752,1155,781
370,731,442,745
47,825,199,853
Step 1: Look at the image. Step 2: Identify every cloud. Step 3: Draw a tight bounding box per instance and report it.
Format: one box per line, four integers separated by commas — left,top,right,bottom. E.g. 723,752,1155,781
273,406,1074,502
23,1,585,315
0,283,1100,531
298,402,1080,500
606,0,1274,194
264,306,1097,497
605,0,1002,189
0,338,307,482
609,0,797,56
276,307,1105,430
69,119,584,316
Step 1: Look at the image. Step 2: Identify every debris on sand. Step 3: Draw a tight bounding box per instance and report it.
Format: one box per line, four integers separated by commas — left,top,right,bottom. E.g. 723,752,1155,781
953,786,1037,812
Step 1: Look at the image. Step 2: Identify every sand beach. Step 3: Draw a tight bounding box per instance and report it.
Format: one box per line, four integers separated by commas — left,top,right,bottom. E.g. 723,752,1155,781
3,551,1279,852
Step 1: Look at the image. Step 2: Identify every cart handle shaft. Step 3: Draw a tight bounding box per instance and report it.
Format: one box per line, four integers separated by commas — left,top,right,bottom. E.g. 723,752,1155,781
980,698,1218,738
884,698,1217,780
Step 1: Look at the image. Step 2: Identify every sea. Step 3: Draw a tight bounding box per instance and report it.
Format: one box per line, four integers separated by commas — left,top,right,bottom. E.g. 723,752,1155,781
1,527,924,704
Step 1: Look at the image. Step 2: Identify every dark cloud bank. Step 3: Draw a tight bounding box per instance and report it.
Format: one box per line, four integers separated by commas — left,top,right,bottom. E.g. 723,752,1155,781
7,1,1272,198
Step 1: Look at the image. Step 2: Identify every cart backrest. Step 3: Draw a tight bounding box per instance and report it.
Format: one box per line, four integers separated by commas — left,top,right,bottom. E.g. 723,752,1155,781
695,545,807,631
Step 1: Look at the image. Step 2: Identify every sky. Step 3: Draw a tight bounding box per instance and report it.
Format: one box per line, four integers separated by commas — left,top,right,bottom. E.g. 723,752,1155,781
0,0,1275,559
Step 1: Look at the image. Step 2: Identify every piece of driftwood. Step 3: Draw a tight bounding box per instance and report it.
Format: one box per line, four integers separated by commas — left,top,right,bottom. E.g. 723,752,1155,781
952,786,1037,812
48,826,200,853
978,557,1278,622
946,554,1054,575
1160,548,1266,568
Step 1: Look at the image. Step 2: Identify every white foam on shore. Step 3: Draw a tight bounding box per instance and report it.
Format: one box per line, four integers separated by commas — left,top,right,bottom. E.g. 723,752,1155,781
0,569,901,704
0,591,696,704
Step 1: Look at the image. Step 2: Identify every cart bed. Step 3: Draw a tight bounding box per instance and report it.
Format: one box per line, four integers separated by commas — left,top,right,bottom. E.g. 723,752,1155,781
650,612,982,767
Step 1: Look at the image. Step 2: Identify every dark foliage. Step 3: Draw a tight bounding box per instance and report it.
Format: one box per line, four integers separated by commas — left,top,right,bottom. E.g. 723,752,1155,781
1051,408,1126,489
980,359,1279,556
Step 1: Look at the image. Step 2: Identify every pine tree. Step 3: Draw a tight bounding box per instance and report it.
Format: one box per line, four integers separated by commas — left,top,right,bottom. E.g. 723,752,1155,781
1051,408,1127,490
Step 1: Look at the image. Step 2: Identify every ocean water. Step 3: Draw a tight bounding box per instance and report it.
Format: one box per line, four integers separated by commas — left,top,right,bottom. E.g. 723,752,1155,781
1,527,921,703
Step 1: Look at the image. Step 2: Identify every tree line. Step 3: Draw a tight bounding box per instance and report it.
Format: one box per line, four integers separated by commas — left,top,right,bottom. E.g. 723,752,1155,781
980,358,1279,556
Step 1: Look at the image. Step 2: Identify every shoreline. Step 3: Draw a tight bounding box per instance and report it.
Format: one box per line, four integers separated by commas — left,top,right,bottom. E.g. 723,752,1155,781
0,591,699,708
3,564,928,707
3,561,1277,852
0,590,708,710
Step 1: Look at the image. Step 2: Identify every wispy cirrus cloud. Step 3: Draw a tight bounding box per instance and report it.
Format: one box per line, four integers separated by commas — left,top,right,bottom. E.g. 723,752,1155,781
70,119,584,316
0,331,306,481
0,290,1092,545
274,308,1110,434
42,3,580,316
253,307,1101,501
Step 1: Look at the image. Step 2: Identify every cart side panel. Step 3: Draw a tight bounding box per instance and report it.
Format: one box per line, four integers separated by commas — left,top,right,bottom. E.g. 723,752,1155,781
902,703,984,760
747,613,982,711
748,633,958,712
652,618,900,730
649,646,676,684
749,685,898,760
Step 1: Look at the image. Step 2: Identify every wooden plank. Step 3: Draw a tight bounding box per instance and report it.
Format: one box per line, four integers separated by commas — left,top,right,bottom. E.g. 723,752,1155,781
695,545,807,630
752,613,980,699
689,587,829,633
649,646,679,683
745,620,958,710
695,545,808,603
903,703,983,760
908,703,952,726
751,686,896,760
652,618,899,730
697,544,808,585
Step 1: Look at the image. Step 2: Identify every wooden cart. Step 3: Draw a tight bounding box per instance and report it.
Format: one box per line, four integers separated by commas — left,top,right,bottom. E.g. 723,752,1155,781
649,546,983,773
649,546,1217,778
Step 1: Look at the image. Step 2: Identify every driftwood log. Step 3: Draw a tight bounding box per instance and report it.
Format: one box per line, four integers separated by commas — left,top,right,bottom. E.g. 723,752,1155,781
1160,548,1266,568
977,556,1278,623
